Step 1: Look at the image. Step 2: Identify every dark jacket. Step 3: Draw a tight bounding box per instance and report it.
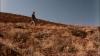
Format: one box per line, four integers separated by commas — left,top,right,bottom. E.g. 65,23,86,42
32,12,36,21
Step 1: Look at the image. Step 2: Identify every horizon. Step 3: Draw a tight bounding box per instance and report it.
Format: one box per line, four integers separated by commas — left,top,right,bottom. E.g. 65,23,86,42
0,0,100,26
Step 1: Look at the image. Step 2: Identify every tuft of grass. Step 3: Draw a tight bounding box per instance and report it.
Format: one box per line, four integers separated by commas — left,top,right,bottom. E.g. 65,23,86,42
14,32,29,43
0,43,21,56
13,32,30,49
58,45,67,52
34,31,49,40
14,23,26,29
0,31,7,39
68,46,78,53
0,32,4,38
86,50,97,56
71,29,87,38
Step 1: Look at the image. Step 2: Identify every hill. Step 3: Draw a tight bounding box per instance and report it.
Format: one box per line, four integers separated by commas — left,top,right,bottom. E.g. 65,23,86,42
0,12,100,56
0,12,68,26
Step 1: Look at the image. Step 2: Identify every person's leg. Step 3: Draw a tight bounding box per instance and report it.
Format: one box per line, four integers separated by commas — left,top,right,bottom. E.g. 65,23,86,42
30,18,35,26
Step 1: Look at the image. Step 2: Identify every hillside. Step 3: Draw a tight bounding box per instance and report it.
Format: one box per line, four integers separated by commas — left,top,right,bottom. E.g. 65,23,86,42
0,12,100,56
0,12,68,26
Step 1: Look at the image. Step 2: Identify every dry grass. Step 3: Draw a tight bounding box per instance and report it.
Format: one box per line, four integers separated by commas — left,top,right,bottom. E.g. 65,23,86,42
0,12,100,56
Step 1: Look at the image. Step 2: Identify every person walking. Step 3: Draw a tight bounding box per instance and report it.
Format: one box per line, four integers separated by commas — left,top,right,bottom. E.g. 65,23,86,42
31,11,37,25
32,12,36,21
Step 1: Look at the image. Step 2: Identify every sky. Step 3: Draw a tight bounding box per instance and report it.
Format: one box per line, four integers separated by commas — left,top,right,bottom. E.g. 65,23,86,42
0,0,100,26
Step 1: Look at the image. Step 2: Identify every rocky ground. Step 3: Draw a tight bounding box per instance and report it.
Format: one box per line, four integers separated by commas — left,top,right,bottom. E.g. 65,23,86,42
0,12,100,56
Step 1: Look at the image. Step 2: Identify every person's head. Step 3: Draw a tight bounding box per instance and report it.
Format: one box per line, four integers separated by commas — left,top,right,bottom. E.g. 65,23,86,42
33,11,35,15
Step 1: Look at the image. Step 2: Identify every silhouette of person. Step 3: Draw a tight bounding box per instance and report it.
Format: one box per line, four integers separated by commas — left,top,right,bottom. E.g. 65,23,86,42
31,11,37,25
32,11,36,21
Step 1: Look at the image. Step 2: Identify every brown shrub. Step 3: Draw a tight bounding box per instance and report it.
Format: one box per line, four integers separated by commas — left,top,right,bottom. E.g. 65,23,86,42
34,31,49,40
71,29,87,38
0,31,7,39
86,50,98,56
41,48,57,56
98,26,100,32
13,32,31,49
14,32,29,43
68,46,78,54
0,32,5,38
0,43,21,56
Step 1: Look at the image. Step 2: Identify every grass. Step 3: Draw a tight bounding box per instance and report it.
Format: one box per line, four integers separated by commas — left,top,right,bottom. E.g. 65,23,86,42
0,12,99,56
71,29,87,38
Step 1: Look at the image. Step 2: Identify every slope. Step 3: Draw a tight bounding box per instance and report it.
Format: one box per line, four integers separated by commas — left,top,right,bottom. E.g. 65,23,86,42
0,12,100,56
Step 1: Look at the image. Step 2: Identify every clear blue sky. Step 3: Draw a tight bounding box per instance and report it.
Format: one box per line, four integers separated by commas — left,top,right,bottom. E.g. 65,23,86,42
1,0,100,26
